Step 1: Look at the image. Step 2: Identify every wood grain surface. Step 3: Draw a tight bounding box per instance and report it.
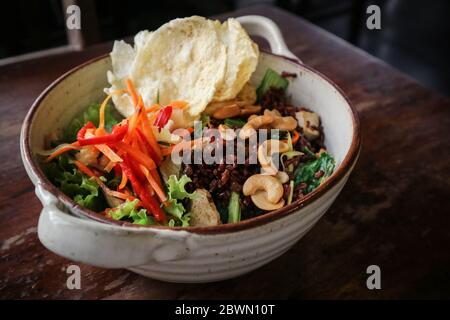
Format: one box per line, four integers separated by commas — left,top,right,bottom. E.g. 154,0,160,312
1,5,449,299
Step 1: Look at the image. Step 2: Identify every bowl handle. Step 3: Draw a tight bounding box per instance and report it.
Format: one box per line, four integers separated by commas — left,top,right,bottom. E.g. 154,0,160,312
35,183,192,268
236,15,302,63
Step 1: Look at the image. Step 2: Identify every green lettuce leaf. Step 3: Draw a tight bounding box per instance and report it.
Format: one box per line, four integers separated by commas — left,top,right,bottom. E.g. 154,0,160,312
110,199,155,225
167,174,196,200
163,174,196,227
44,154,107,212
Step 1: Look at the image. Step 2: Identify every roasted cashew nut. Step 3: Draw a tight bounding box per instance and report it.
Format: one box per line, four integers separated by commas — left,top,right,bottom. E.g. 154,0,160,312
258,139,290,175
239,109,297,139
264,109,297,131
243,174,285,210
239,114,273,139
212,104,240,119
275,171,289,184
212,104,261,119
251,191,285,210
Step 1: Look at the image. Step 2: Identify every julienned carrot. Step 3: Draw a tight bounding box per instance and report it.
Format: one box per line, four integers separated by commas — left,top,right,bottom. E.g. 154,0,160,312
97,89,127,132
118,172,128,190
104,160,116,173
141,166,167,203
45,141,80,162
84,132,123,163
126,79,139,108
73,160,97,177
145,104,160,113
106,189,135,201
135,128,160,165
149,169,165,200
292,130,300,145
98,94,113,130
168,100,188,109
139,112,163,161
115,141,156,171
127,109,141,138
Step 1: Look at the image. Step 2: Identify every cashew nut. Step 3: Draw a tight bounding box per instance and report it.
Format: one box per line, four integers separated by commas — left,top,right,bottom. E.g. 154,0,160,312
243,174,285,210
238,109,297,139
251,191,285,210
212,104,240,119
239,114,274,139
212,104,262,119
264,109,297,131
276,171,290,184
295,110,320,140
240,105,262,115
258,139,290,175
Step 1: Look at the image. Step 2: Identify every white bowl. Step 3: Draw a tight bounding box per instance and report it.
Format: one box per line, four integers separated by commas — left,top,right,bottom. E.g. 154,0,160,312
20,16,360,283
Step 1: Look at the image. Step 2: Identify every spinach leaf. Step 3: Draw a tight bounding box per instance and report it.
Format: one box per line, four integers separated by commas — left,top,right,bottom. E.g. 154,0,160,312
294,152,335,194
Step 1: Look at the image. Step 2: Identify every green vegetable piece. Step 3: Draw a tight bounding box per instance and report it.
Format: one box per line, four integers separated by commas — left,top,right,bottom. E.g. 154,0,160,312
43,154,107,212
200,114,211,129
256,68,289,99
110,199,139,220
110,199,154,226
224,118,246,128
163,174,196,227
130,208,151,225
227,191,241,223
164,198,185,219
167,174,196,200
294,152,335,194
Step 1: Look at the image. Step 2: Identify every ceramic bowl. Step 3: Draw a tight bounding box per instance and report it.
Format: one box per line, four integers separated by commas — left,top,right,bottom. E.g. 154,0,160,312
20,15,360,283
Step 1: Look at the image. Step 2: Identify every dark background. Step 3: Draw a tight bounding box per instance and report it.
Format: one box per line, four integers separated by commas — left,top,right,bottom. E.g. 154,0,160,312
1,0,449,97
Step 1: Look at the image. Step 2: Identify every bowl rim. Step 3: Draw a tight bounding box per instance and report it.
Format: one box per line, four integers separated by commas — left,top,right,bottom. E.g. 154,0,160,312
22,50,361,235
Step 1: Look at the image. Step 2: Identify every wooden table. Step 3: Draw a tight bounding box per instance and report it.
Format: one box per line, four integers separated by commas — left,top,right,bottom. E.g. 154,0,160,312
1,5,449,299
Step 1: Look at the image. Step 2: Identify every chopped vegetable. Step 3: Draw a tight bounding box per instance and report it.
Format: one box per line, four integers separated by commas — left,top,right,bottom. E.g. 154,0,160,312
227,191,241,223
120,158,166,222
287,180,294,205
43,154,107,211
224,118,246,128
154,106,173,128
77,124,128,146
294,152,335,193
256,68,289,99
109,199,155,225
163,174,196,226
167,174,196,200
44,141,80,162
200,114,210,129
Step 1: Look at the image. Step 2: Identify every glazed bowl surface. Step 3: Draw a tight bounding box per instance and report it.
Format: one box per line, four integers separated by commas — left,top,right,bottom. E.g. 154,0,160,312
21,15,360,282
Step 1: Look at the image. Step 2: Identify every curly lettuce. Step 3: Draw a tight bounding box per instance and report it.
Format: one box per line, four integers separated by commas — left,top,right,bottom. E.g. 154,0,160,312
43,154,107,211
163,174,196,227
109,199,155,225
